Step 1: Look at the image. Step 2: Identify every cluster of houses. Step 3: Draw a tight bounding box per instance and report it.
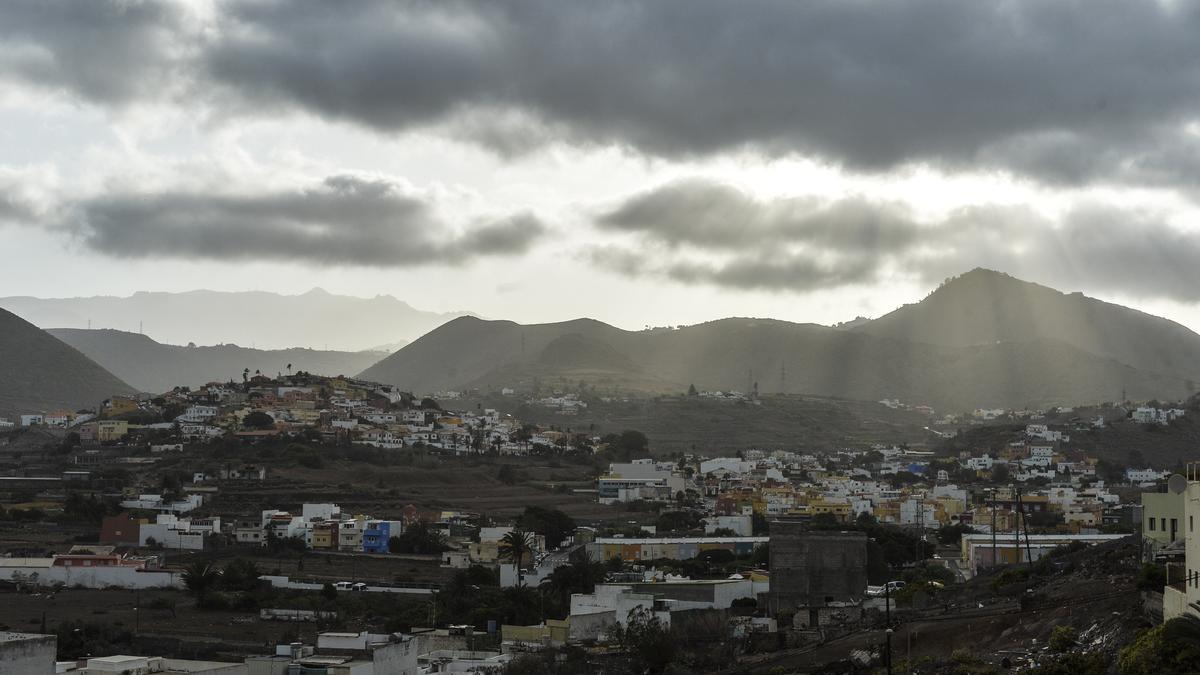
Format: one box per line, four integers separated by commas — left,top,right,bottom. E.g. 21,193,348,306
4,372,599,457
592,418,1173,578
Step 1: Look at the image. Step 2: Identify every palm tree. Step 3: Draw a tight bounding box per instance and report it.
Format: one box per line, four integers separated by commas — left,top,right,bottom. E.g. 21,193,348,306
181,561,221,602
498,527,537,587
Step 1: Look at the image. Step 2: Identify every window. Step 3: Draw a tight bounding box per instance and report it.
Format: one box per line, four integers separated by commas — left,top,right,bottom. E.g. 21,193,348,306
1191,516,1194,533
1150,518,1156,531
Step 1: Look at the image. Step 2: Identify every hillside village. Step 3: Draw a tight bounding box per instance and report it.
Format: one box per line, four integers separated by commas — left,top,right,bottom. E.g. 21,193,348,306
2,364,1197,672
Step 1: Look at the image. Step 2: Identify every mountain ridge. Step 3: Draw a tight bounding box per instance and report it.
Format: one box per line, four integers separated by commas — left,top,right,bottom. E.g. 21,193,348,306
49,328,387,394
358,270,1200,410
0,289,474,352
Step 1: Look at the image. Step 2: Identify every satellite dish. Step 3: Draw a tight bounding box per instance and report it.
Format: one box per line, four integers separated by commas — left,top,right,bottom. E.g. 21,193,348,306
1169,474,1187,494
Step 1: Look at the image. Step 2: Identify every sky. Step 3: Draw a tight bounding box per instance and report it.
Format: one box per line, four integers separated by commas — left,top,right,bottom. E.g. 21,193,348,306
6,0,1200,334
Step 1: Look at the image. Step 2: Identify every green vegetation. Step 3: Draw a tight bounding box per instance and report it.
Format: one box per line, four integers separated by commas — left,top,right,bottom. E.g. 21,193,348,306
1136,562,1166,591
1118,616,1200,674
242,410,276,428
498,527,536,586
55,620,134,661
1048,625,1077,652
388,522,449,554
599,430,650,461
609,606,676,674
517,506,575,549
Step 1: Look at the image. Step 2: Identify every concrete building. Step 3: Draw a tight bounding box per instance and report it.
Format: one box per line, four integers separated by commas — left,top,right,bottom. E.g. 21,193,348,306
587,536,767,562
961,533,1127,576
0,554,181,589
1143,489,1185,559
65,656,246,673
1165,467,1200,621
767,520,868,626
0,632,55,675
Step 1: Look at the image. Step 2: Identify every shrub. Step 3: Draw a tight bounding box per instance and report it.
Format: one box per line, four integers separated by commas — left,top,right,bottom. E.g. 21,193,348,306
1048,625,1077,653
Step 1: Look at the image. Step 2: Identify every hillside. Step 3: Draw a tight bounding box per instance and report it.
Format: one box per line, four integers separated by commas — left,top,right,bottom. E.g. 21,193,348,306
856,268,1200,382
0,288,470,352
0,309,136,419
49,328,386,393
359,315,1193,411
463,392,939,454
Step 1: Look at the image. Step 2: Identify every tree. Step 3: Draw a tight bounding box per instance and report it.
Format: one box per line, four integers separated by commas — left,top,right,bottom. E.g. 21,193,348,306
518,506,576,549
221,558,262,592
687,384,698,396
389,522,449,554
991,463,1010,483
600,430,650,462
610,606,676,673
242,411,275,429
1118,615,1200,674
499,528,537,587
321,582,338,601
1048,625,1077,653
937,523,976,546
656,510,702,533
181,562,221,603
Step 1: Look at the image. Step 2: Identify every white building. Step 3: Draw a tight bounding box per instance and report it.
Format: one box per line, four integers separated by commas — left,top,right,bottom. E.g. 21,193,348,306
176,405,218,423
1127,468,1170,484
704,515,753,537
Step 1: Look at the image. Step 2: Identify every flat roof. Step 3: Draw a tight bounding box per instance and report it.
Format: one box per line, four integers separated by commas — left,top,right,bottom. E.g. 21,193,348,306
962,533,1125,542
593,537,768,545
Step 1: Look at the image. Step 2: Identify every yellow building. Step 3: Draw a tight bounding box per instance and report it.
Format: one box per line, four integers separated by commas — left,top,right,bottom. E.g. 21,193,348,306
310,522,336,550
104,396,139,417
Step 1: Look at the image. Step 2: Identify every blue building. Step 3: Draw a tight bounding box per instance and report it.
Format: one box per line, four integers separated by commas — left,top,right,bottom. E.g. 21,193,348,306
363,520,403,553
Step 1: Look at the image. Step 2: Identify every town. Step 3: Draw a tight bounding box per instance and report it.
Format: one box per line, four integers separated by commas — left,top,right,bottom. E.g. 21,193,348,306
1,368,1195,672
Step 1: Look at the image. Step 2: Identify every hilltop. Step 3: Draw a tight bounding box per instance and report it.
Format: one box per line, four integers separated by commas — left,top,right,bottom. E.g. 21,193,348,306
0,308,136,419
48,328,386,393
0,288,471,352
856,268,1200,382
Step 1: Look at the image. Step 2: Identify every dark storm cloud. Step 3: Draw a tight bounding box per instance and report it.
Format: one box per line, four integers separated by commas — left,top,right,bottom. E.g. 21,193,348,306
591,179,1200,300
198,0,1200,187
7,1,1200,188
0,0,189,104
67,175,546,266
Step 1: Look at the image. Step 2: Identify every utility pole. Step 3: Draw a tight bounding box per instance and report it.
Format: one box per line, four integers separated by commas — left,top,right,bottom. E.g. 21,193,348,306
1014,486,1023,564
1021,493,1033,565
990,489,997,569
885,584,893,675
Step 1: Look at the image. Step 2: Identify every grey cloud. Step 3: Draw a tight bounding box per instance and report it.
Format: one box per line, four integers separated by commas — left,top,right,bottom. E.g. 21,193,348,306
67,175,546,267
0,0,190,104
8,1,1200,188
599,179,920,253
0,191,34,224
592,179,1200,301
196,0,1200,188
667,255,880,292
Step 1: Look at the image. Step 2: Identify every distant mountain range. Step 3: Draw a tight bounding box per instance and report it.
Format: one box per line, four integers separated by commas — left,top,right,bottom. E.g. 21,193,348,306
49,329,386,393
359,269,1200,411
0,288,469,351
0,308,135,420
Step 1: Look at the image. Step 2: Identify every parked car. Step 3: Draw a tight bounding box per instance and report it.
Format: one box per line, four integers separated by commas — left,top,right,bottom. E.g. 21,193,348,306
866,580,906,597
